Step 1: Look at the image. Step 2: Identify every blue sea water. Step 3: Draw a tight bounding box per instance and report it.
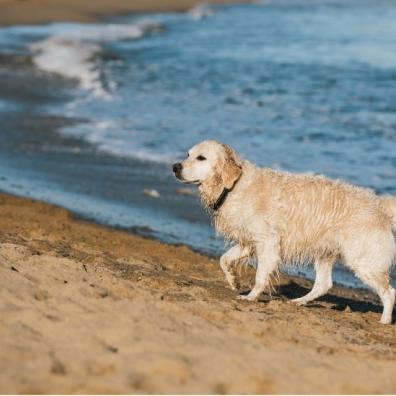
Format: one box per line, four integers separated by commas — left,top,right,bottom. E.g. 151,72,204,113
0,0,395,288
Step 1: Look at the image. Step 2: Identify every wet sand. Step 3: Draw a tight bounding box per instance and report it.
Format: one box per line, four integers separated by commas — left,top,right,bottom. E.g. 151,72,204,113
0,0,253,26
0,192,396,394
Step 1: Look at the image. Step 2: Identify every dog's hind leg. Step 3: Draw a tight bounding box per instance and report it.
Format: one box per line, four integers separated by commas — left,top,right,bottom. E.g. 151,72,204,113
237,235,280,301
343,231,396,324
220,245,250,290
353,267,395,324
292,256,335,305
353,267,395,325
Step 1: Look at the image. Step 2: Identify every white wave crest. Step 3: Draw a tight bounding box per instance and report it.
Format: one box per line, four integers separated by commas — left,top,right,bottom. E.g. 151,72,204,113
29,20,163,98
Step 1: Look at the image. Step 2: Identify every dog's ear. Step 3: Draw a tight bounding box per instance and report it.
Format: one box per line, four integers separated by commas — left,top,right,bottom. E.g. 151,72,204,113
221,144,242,190
200,168,223,209
200,144,242,209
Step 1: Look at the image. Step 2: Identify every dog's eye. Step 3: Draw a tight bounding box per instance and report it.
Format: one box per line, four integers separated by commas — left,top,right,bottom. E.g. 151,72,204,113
196,155,206,161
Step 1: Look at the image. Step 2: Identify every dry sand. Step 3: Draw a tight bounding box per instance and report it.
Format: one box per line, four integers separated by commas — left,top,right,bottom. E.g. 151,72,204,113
0,0,253,26
0,192,395,394
1,1,395,393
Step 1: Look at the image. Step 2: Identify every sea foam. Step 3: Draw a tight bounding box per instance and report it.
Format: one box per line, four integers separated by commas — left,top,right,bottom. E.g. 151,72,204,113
29,20,163,98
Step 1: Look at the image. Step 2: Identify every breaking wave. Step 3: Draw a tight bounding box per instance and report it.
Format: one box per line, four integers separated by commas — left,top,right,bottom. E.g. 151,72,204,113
29,20,163,98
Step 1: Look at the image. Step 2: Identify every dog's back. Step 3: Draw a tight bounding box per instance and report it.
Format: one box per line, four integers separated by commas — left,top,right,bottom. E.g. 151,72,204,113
260,170,394,263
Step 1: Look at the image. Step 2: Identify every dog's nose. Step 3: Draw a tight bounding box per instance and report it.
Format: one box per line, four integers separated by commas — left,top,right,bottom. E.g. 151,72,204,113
172,162,182,173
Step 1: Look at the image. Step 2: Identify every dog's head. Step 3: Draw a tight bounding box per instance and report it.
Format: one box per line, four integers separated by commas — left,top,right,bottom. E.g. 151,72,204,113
172,140,242,208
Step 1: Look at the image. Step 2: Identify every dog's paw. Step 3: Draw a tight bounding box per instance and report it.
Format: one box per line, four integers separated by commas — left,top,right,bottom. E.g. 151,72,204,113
379,315,392,325
236,294,257,302
291,297,308,306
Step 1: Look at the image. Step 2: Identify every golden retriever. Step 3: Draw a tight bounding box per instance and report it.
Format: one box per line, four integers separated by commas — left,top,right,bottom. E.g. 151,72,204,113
173,140,396,324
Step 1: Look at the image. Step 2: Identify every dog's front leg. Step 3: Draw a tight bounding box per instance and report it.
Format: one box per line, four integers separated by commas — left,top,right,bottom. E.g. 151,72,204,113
219,245,250,290
237,236,280,301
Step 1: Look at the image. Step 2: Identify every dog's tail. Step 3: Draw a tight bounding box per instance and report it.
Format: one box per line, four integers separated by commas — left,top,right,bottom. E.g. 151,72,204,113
381,196,396,229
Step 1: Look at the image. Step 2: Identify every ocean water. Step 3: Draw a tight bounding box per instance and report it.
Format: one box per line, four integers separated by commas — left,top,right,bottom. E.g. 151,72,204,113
0,0,395,288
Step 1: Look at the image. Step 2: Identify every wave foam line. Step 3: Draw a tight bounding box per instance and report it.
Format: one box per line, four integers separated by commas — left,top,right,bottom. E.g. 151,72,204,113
29,20,163,98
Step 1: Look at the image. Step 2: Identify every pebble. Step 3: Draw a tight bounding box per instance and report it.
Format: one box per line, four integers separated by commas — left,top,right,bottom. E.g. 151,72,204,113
34,289,49,301
143,189,160,198
51,360,67,375
106,345,118,353
94,286,109,298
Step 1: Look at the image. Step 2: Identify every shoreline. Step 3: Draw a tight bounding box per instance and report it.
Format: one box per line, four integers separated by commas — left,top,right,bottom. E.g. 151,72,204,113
0,0,253,26
1,191,396,393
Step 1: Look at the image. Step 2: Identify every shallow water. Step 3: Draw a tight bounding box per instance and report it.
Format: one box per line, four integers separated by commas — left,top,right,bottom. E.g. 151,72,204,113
0,0,395,288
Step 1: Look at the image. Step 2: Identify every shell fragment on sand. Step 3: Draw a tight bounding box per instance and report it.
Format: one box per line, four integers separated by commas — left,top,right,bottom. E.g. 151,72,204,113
143,189,160,198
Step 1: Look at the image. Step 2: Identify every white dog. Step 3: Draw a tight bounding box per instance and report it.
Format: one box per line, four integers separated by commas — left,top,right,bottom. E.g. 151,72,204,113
173,140,396,324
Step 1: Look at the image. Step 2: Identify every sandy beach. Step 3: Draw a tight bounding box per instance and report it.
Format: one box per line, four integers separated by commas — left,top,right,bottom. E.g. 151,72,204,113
0,0,396,394
0,0,253,26
0,192,395,394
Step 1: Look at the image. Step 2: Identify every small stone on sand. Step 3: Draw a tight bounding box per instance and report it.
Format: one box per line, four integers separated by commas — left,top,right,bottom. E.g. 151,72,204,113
143,189,160,198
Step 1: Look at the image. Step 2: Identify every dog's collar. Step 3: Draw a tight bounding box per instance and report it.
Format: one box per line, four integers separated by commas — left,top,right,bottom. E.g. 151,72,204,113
211,188,230,211
210,174,241,212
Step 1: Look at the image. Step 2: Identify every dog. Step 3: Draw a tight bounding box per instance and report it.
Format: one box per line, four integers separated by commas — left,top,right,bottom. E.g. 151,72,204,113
172,140,396,324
